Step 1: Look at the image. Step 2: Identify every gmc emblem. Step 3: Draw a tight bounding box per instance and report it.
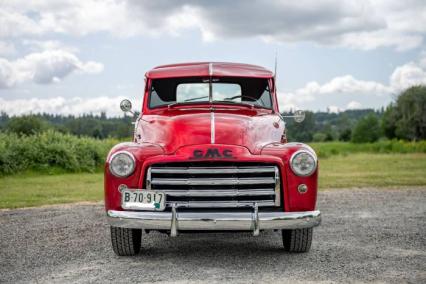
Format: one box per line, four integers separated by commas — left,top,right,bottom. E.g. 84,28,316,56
191,148,234,159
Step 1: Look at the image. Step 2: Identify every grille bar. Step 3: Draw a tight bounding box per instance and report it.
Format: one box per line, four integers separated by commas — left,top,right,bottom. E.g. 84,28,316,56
151,177,275,186
148,163,281,209
151,167,276,174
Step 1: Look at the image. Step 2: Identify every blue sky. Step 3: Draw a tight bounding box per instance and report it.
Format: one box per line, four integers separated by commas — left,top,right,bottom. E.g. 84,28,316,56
1,0,426,116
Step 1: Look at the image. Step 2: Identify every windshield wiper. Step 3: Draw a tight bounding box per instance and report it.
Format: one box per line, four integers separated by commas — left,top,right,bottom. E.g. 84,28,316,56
212,100,271,110
183,96,209,102
167,96,210,108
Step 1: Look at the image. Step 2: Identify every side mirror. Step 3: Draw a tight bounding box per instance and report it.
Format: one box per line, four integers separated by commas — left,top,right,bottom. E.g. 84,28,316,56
120,99,134,114
293,110,305,123
280,109,306,123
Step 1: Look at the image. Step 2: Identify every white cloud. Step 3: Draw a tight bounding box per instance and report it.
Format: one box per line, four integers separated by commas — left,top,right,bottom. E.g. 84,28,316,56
0,9,44,38
0,96,142,117
279,55,426,111
22,40,79,53
390,62,426,91
0,41,16,56
340,29,423,51
347,101,363,109
279,75,390,111
0,50,103,88
0,0,153,38
0,0,425,50
0,59,17,88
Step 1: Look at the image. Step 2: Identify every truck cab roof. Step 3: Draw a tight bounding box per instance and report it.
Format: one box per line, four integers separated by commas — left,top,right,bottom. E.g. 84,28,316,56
146,62,274,79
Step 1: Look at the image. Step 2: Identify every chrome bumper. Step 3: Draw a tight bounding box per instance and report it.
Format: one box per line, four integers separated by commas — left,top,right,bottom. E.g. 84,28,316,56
107,206,321,237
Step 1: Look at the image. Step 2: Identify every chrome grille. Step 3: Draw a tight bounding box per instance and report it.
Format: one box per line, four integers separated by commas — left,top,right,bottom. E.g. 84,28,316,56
146,163,281,208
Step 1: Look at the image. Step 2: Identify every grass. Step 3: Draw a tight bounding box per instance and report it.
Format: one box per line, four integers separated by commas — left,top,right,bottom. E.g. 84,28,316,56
319,153,426,188
0,172,103,209
1,153,425,209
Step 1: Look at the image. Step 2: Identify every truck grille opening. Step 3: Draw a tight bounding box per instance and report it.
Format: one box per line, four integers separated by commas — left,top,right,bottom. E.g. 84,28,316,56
146,162,281,209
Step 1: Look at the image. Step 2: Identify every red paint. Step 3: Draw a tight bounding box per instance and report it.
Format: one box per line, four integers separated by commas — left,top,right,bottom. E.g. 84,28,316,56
137,109,283,154
146,62,274,79
105,62,318,213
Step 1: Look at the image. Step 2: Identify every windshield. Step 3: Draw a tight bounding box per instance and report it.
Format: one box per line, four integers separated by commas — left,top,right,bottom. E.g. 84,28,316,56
149,77,272,109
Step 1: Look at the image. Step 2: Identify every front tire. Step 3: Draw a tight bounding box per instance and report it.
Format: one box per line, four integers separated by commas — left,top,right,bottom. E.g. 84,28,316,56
282,228,313,252
110,226,142,256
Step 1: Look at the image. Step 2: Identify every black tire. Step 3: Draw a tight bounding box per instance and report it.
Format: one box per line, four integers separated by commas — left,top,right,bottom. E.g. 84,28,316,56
282,228,313,252
110,226,142,256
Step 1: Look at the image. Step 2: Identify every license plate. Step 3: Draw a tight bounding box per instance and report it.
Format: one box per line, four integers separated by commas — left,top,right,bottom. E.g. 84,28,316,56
121,190,166,211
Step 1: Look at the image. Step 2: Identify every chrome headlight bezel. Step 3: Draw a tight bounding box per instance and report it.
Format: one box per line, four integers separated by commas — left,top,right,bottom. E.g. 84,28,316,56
108,151,136,178
289,150,317,177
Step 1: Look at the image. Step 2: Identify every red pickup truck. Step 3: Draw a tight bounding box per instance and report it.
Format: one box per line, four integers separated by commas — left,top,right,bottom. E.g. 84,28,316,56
105,62,321,255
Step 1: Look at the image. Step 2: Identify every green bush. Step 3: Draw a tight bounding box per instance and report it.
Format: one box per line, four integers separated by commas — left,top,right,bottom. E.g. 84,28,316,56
313,132,327,142
351,114,381,143
6,115,50,135
0,130,119,175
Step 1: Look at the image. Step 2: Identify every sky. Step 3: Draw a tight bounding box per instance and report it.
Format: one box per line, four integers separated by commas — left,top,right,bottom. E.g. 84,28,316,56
0,0,426,116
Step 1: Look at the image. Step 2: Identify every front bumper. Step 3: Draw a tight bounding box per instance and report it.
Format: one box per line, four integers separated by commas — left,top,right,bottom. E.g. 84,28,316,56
107,207,321,236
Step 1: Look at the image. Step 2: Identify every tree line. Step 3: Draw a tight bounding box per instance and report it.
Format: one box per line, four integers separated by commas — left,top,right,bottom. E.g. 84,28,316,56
1,86,425,142
0,112,134,139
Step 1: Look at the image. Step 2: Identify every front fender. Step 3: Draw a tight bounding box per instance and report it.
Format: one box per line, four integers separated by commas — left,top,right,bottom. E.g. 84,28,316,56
261,142,318,211
104,142,164,211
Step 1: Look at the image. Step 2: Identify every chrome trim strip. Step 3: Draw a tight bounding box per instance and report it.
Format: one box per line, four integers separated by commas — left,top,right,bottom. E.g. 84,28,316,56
208,63,213,103
146,168,152,190
171,203,177,237
274,167,281,207
107,210,321,232
151,177,275,186
209,62,213,76
253,203,259,236
210,111,215,144
150,167,276,174
160,188,275,197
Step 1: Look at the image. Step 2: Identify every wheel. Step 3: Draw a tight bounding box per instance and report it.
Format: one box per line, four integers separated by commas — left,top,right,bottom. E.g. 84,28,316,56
282,228,313,252
110,226,142,256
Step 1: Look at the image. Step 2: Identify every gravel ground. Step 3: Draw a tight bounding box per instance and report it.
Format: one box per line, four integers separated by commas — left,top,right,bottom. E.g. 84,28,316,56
0,187,425,284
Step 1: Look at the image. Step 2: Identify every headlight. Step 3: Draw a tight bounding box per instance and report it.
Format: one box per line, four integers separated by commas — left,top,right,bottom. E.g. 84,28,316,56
290,150,317,177
109,151,135,177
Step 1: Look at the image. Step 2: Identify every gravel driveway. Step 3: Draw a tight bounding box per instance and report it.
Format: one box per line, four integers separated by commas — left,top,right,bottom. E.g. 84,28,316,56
1,187,425,283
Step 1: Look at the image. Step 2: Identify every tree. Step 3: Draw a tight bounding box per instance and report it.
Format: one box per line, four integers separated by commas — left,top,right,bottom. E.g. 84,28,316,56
6,115,50,135
339,128,352,141
351,114,381,143
394,86,426,140
382,104,398,139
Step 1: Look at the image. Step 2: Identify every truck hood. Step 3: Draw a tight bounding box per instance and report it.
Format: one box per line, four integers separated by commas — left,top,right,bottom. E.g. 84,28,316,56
137,110,283,154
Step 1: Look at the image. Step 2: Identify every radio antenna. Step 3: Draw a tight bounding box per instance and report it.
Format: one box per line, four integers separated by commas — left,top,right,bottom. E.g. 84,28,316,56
274,51,278,81
273,50,279,103
273,51,284,122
